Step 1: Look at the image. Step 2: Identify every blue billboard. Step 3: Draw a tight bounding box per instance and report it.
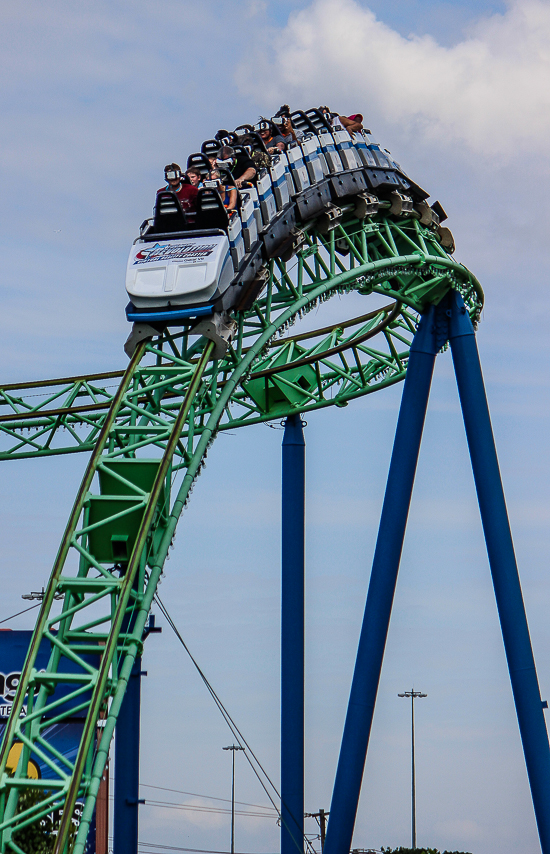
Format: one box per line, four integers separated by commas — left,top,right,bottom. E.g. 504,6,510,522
0,629,90,779
0,630,97,853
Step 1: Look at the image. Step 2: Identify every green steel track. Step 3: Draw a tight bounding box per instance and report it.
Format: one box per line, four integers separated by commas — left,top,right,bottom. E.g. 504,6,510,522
0,211,482,854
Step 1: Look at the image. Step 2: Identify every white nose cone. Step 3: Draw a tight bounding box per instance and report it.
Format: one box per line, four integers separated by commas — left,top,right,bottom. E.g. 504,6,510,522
126,234,231,307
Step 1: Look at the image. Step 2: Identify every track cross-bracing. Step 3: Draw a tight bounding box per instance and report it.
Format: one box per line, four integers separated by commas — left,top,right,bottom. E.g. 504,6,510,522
0,210,481,854
0,216,481,462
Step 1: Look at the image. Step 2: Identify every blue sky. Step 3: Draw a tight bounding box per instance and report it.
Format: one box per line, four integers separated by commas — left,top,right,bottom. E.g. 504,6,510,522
1,1,550,853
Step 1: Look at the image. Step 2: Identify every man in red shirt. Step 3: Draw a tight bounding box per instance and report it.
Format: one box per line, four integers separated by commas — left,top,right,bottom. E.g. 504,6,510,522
158,163,199,212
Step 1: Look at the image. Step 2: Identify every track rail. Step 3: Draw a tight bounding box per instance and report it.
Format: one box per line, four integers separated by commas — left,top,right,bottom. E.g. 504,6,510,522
0,215,482,461
0,210,483,854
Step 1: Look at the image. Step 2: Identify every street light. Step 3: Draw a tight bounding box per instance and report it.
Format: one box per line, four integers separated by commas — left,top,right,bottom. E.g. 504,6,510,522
21,588,63,601
223,745,245,854
398,689,427,849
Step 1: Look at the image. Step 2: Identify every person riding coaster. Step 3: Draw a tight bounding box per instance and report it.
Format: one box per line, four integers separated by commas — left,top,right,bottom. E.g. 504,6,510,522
125,101,441,361
160,163,199,212
255,119,286,153
215,145,256,188
207,169,238,212
124,153,266,356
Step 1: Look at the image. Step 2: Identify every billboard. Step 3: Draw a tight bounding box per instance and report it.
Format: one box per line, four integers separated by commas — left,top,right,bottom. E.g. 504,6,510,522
0,630,97,854
0,630,89,778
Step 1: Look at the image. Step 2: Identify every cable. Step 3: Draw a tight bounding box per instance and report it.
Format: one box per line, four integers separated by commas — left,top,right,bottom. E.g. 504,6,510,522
153,596,280,810
153,595,317,854
110,796,274,819
142,801,274,819
136,843,279,854
139,783,276,812
0,602,41,625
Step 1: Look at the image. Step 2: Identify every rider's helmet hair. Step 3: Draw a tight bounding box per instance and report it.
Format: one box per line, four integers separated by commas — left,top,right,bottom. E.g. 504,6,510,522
215,130,238,145
274,104,291,119
218,146,236,160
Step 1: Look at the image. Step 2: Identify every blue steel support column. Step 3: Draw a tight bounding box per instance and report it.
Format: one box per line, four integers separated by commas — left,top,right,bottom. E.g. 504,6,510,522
448,290,550,853
324,307,440,854
114,657,142,854
281,414,305,854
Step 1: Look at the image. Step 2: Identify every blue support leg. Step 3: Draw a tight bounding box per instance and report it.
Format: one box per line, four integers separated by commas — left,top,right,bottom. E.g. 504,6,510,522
323,306,440,854
114,657,142,854
448,291,550,853
281,414,305,854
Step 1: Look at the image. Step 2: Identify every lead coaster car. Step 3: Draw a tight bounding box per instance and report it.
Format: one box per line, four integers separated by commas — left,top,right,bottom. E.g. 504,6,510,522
125,230,235,325
126,189,259,326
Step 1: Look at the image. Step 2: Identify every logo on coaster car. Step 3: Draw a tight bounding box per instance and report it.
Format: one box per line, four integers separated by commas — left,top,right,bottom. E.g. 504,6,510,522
134,242,217,264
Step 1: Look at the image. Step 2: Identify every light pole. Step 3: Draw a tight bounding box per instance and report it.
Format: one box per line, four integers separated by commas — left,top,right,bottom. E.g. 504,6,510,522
398,690,427,849
223,745,244,854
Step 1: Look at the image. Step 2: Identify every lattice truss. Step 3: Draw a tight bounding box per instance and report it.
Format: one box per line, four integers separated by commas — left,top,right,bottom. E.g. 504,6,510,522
0,212,482,854
0,215,482,462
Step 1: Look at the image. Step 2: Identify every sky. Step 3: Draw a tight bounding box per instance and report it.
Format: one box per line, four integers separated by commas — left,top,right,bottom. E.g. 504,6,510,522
1,1,550,853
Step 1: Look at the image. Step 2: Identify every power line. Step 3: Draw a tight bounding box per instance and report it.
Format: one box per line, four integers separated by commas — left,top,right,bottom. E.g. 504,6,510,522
153,595,317,854
153,596,281,811
108,795,275,819
137,800,274,819
136,843,279,854
0,602,41,626
139,783,276,812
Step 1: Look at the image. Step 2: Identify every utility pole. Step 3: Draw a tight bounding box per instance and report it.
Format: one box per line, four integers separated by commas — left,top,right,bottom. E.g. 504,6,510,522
223,745,244,854
305,809,329,851
398,690,427,849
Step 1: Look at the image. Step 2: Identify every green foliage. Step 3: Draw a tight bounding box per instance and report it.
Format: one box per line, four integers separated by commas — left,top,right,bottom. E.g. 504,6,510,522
11,790,79,854
12,790,54,854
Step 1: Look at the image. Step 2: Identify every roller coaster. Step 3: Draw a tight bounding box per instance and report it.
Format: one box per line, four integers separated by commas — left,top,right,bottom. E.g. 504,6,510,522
0,105,549,854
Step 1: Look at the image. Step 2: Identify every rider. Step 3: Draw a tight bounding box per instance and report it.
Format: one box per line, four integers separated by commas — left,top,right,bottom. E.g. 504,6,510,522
272,105,304,145
210,169,238,212
319,106,364,135
339,114,364,135
256,120,286,153
158,163,199,212
186,167,204,188
215,146,256,188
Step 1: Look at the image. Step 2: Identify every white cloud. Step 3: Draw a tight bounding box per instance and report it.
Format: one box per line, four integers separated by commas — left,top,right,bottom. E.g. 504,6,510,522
237,0,550,156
